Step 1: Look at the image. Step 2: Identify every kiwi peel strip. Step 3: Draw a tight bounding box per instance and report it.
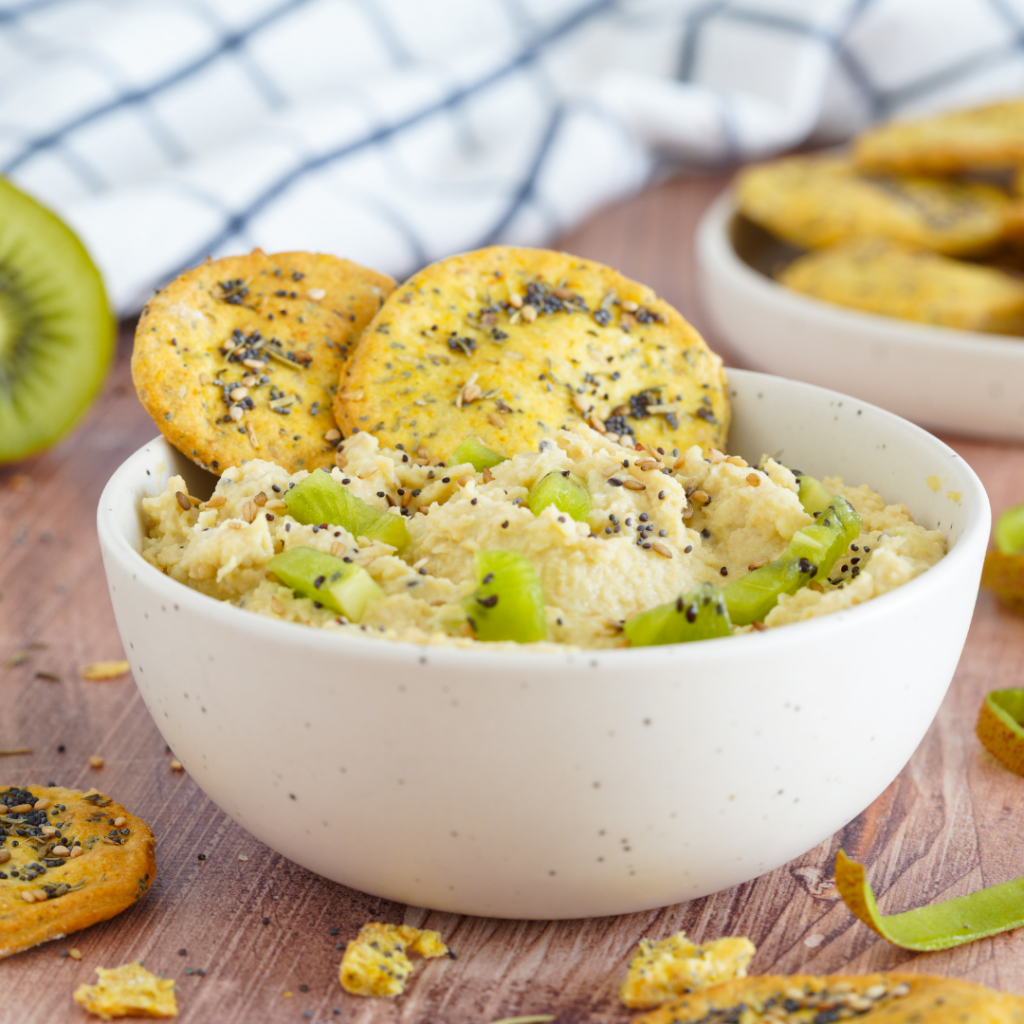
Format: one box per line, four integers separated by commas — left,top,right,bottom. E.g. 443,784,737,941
976,688,1024,777
835,849,1024,951
982,505,1024,613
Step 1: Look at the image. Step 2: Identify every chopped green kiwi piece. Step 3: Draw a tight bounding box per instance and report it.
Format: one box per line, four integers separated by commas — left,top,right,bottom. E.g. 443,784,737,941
624,583,733,647
463,550,547,643
995,503,1024,554
269,546,383,622
527,471,591,521
795,471,836,515
284,469,409,551
0,177,114,463
448,436,507,472
720,560,810,626
723,482,862,625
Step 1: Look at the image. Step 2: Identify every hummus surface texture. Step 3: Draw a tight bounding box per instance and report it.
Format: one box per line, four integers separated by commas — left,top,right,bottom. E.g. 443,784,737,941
141,427,946,649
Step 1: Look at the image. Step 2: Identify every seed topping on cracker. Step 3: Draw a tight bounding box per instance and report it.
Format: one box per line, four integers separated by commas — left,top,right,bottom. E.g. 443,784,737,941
133,250,394,475
335,246,728,462
0,784,156,959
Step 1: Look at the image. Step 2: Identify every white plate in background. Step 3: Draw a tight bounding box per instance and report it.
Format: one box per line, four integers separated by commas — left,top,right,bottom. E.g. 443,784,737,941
697,190,1024,442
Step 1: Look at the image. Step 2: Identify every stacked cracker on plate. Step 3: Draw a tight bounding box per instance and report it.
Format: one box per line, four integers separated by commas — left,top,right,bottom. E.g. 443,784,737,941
735,99,1024,335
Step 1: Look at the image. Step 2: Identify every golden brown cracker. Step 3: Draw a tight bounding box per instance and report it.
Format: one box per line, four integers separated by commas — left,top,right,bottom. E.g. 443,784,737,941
74,962,177,1019
633,973,1024,1024
736,154,1010,255
778,238,1024,334
855,99,1024,174
620,932,756,1008
334,246,728,462
0,784,156,959
133,250,394,475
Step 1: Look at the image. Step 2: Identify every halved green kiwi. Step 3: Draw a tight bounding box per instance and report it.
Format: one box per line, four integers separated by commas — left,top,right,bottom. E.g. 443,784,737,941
0,177,114,463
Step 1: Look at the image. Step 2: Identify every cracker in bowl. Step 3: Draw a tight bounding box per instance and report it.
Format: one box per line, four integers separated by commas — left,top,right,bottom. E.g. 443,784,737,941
133,250,394,475
736,155,1011,256
334,245,729,462
854,98,1024,175
778,237,1024,334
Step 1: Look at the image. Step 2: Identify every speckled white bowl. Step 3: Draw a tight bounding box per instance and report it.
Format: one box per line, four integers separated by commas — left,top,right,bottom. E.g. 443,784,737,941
698,190,1024,441
97,370,988,920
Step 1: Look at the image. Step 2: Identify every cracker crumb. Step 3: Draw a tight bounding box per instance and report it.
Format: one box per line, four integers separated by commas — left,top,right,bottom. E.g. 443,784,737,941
620,931,756,1009
81,661,131,681
339,923,449,997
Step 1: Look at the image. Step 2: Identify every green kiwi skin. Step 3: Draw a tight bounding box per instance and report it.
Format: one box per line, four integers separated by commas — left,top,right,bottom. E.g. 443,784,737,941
995,502,1024,554
0,177,114,464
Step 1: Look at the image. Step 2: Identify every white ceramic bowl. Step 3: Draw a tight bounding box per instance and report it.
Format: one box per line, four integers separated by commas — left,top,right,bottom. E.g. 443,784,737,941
698,190,1024,441
98,370,989,920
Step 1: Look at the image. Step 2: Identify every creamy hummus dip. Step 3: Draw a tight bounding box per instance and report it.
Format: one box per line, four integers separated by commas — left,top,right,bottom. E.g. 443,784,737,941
141,426,945,649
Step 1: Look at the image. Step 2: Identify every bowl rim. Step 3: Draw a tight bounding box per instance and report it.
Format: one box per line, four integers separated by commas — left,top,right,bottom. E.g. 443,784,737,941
98,368,990,668
697,188,1024,363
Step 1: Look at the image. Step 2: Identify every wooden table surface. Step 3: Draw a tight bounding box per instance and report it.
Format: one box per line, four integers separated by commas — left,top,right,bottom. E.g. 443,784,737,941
2,172,1024,1024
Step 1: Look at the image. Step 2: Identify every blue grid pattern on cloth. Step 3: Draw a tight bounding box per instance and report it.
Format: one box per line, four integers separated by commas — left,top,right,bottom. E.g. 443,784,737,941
2,0,1023,313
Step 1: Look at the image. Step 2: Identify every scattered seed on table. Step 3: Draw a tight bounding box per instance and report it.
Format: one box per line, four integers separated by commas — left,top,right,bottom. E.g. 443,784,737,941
88,755,104,769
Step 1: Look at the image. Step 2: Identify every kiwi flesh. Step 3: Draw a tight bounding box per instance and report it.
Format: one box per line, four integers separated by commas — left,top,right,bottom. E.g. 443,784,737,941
268,546,383,622
284,468,409,551
448,436,507,472
527,471,591,522
624,583,733,646
0,177,114,463
463,550,547,643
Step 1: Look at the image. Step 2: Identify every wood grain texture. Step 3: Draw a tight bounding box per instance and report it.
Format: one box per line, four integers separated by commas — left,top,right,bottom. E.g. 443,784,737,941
1,173,1023,1023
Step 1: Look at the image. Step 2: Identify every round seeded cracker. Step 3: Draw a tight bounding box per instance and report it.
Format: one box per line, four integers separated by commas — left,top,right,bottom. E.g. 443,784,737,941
736,154,1011,255
855,99,1024,174
334,246,728,462
631,973,1024,1024
0,784,156,959
133,250,394,474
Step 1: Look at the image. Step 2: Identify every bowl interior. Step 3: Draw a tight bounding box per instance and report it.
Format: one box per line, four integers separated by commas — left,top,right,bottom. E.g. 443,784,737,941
109,368,987,572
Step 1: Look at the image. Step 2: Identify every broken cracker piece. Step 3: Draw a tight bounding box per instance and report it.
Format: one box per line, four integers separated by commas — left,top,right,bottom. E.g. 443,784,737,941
620,931,756,1009
339,922,449,997
74,961,177,1020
